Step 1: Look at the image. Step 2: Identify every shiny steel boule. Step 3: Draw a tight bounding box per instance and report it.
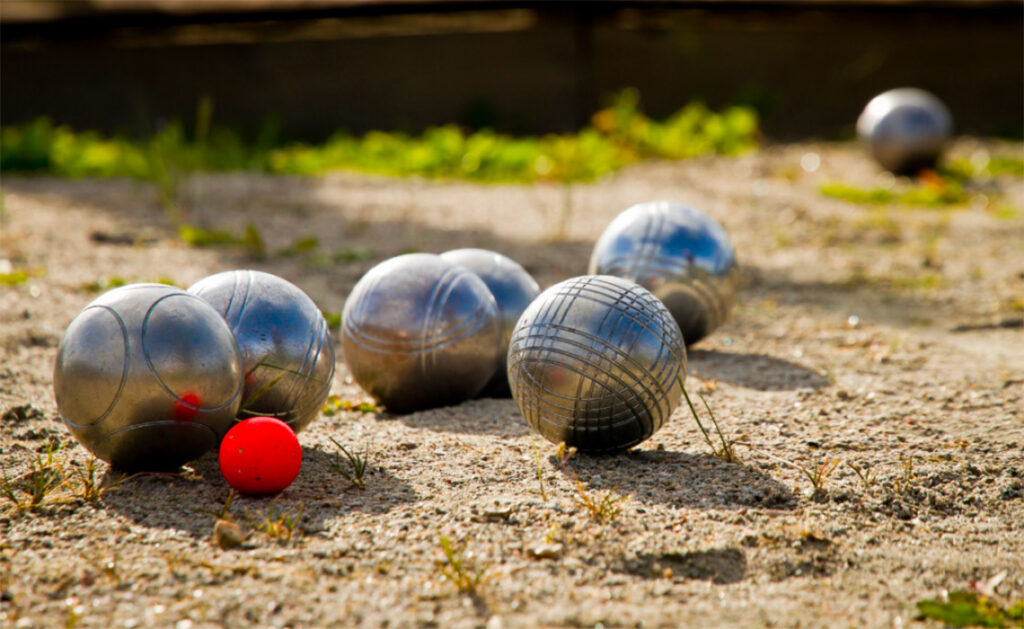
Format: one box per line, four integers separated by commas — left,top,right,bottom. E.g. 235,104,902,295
342,253,502,413
588,201,737,346
53,284,244,471
440,248,540,398
507,275,686,452
857,88,953,174
188,270,335,433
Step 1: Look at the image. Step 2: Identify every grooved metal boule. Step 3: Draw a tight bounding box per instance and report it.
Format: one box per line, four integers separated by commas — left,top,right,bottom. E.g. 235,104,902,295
588,201,737,346
53,284,244,471
507,275,687,453
857,87,953,174
341,253,503,413
188,270,335,433
440,248,540,398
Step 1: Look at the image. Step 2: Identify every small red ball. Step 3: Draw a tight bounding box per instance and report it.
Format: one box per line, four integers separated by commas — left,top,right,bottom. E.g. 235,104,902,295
218,417,302,495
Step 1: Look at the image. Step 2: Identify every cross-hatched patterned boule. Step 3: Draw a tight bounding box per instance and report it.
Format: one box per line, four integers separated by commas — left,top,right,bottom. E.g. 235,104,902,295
857,87,953,174
342,253,502,413
588,201,737,346
188,270,335,433
507,275,686,452
440,248,540,398
53,284,244,471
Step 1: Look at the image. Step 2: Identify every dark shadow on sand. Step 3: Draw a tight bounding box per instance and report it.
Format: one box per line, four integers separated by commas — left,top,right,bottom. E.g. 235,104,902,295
556,448,795,511
101,444,417,539
613,547,747,584
688,349,831,391
395,398,530,438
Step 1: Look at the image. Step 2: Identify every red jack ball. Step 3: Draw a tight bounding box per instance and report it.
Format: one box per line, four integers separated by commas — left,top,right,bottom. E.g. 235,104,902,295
219,417,302,495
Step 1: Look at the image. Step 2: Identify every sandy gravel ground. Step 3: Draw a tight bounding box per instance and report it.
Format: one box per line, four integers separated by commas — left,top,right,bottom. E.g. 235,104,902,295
1,140,1022,628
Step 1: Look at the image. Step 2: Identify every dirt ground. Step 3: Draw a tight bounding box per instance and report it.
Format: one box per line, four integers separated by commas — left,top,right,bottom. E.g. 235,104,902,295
1,140,1022,628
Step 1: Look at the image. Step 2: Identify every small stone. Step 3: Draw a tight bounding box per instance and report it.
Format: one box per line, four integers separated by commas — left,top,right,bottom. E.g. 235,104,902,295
213,519,247,549
482,507,513,521
526,543,564,560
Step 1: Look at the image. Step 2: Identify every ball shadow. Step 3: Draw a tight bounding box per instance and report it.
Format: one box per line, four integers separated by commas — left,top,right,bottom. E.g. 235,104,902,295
100,445,418,540
558,448,795,511
395,398,531,438
612,547,747,584
688,349,830,391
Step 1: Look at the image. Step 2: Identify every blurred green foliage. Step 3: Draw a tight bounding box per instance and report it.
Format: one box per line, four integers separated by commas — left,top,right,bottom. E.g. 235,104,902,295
820,152,1022,209
177,222,266,258
0,91,758,183
916,591,1023,628
0,266,44,286
946,156,1024,179
819,180,969,208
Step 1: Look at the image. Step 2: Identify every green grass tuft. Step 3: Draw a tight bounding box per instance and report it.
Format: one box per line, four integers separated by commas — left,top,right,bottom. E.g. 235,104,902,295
436,533,487,593
916,591,1023,627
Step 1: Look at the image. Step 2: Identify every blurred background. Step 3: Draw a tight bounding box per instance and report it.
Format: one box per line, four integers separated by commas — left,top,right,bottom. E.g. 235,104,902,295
3,0,1022,142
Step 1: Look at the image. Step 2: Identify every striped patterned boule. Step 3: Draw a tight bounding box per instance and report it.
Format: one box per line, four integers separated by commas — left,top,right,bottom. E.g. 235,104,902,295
507,275,686,453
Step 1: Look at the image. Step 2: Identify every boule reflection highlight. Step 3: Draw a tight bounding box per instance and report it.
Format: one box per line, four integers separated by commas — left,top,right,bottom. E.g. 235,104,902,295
857,88,953,174
588,201,737,346
188,270,335,433
507,275,686,453
440,248,540,398
53,284,244,470
342,253,502,413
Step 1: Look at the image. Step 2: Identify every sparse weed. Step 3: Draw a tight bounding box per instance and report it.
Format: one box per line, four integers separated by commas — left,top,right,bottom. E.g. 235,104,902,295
543,522,560,545
436,532,487,594
532,433,548,501
333,247,374,263
240,223,265,259
846,461,878,493
757,450,841,492
569,472,625,524
556,443,626,524
1,440,69,511
79,275,127,293
0,266,43,286
892,454,917,494
246,502,304,543
176,222,265,258
679,375,744,462
277,236,319,258
200,490,238,521
64,457,133,502
327,437,370,489
177,224,236,247
804,458,842,491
